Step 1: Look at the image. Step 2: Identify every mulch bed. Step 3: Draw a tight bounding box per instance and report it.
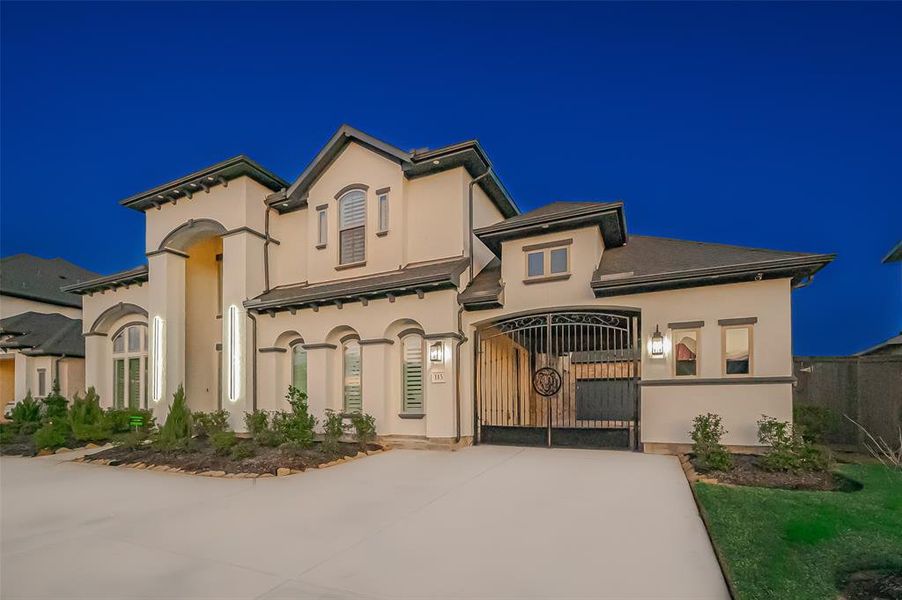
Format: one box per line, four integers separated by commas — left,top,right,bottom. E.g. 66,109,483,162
841,570,902,600
82,438,380,475
692,454,861,492
0,437,37,456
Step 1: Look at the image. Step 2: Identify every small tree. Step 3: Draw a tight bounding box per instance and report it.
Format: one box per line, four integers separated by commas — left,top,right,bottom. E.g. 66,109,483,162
690,413,732,472
322,409,346,455
41,379,68,420
192,410,231,438
274,386,317,448
69,387,110,442
350,412,377,452
10,392,42,427
156,385,192,450
757,415,828,472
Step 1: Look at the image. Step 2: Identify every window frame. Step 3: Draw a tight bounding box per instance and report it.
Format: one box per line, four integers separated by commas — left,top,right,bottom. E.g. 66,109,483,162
721,324,754,377
316,205,328,249
338,189,367,266
671,327,701,378
376,190,390,235
290,341,308,397
522,239,572,283
37,368,47,397
400,333,426,415
342,338,362,413
112,324,149,409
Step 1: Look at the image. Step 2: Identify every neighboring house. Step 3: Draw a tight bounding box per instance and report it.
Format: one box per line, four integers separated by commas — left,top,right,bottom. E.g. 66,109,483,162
63,125,833,452
0,254,99,409
856,240,901,357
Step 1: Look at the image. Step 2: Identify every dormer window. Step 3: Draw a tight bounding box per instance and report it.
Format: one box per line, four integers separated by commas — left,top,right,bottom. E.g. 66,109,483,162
523,239,572,283
339,189,366,265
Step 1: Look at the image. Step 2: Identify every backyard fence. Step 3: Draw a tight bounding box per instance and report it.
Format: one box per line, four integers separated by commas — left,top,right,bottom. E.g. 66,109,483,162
793,355,902,448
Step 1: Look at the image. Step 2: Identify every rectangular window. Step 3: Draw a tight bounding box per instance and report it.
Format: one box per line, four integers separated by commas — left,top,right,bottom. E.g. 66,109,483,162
128,326,141,353
377,193,389,233
550,247,569,274
114,359,125,408
672,329,699,377
527,252,545,277
292,346,308,397
402,337,424,413
37,369,46,397
723,326,752,375
317,209,328,247
343,341,362,413
128,358,141,409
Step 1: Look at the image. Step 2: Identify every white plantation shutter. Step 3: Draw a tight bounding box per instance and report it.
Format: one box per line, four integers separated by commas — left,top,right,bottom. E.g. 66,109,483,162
292,345,308,396
343,341,362,412
339,190,366,264
402,336,424,413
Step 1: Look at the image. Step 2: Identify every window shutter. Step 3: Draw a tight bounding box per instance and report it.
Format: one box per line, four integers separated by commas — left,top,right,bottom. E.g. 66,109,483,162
340,227,365,264
402,336,424,413
114,359,125,409
339,191,366,264
343,342,362,412
128,358,140,409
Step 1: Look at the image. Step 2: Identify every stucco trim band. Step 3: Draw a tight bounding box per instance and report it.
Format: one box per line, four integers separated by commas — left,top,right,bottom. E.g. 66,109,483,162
639,376,795,387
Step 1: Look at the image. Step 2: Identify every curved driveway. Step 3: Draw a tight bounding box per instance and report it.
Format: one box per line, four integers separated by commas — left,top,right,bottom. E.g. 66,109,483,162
1,445,728,599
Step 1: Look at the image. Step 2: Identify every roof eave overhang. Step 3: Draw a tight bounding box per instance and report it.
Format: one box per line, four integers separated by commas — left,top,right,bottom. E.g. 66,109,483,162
119,156,288,212
591,256,834,298
61,266,149,295
476,205,626,257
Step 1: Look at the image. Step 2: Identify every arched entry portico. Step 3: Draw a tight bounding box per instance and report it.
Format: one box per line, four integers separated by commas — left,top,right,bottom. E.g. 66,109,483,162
474,309,641,449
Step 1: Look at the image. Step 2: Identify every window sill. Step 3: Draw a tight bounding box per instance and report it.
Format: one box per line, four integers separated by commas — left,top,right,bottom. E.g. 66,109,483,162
376,230,389,237
398,412,425,420
315,243,327,250
523,273,571,285
336,261,366,271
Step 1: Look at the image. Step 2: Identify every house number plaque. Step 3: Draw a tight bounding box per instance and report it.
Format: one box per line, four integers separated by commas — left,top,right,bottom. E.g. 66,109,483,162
532,367,562,397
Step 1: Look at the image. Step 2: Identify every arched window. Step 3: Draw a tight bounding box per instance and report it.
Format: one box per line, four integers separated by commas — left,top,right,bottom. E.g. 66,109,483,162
291,343,308,396
401,334,425,414
338,189,366,265
111,324,148,409
342,339,362,413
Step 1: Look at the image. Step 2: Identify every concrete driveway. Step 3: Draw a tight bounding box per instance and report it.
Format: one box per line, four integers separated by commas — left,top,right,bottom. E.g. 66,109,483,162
1,446,728,599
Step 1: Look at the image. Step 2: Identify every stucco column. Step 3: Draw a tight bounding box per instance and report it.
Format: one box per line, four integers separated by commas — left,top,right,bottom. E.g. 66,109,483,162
360,340,391,433
220,232,265,431
83,333,107,404
303,345,332,429
425,335,457,440
255,348,285,413
147,250,187,424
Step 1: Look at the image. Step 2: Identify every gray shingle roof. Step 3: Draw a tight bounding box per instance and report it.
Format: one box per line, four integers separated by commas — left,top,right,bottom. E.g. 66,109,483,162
0,254,99,308
0,312,85,357
246,257,469,312
61,264,148,295
458,258,503,309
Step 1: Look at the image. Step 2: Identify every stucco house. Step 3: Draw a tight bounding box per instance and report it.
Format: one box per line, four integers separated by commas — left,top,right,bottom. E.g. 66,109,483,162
62,125,833,452
0,254,99,410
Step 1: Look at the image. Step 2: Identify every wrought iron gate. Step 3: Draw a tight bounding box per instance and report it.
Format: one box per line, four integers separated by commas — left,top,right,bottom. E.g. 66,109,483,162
475,311,640,449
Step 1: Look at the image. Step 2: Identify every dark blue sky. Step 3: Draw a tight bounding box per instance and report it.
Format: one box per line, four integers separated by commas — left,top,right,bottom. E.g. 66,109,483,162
1,2,899,355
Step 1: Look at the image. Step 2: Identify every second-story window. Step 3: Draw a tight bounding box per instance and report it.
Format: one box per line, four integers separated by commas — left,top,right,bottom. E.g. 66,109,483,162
377,192,389,234
524,240,571,281
316,207,328,248
339,190,366,264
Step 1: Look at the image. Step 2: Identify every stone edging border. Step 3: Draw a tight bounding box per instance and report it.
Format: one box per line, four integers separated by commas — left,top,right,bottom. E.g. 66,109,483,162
678,454,738,600
72,447,389,479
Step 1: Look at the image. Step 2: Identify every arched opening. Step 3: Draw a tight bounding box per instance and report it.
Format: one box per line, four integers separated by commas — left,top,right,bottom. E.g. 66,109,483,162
184,235,223,412
89,303,148,335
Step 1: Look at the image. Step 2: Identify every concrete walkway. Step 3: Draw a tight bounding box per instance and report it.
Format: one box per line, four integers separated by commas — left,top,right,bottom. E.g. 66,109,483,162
1,446,728,599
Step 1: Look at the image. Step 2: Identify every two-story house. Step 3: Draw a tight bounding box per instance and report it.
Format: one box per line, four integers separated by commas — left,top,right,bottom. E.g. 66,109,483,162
63,125,833,452
1,254,99,411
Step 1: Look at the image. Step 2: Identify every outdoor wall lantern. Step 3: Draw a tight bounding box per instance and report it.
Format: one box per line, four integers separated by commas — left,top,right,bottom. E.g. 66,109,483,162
429,341,444,362
650,325,665,358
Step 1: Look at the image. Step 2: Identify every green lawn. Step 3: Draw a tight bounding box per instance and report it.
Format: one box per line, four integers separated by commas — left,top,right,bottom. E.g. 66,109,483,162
695,464,902,600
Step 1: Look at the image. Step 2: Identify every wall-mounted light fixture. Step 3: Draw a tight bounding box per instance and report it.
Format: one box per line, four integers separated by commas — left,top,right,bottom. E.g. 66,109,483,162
152,316,164,402
228,305,240,402
650,325,665,358
429,341,444,362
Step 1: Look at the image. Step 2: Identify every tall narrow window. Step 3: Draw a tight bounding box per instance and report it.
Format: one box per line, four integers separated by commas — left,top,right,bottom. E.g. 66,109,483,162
723,326,752,375
401,335,424,414
113,324,148,408
37,369,47,397
673,329,699,377
317,208,328,247
377,193,389,234
339,190,366,265
343,339,362,413
291,344,308,396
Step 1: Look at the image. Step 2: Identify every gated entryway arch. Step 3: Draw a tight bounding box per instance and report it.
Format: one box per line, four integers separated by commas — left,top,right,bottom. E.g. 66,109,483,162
474,310,641,449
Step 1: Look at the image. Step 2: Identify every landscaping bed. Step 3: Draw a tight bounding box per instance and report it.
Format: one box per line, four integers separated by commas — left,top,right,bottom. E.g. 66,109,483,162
81,437,381,475
692,454,861,492
841,569,902,600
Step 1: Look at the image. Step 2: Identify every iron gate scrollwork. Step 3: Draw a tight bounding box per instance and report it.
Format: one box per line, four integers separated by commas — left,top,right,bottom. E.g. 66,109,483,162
475,311,640,449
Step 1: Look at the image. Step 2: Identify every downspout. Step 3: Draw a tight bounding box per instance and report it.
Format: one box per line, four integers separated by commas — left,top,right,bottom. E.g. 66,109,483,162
246,311,258,411
454,168,491,443
263,195,279,293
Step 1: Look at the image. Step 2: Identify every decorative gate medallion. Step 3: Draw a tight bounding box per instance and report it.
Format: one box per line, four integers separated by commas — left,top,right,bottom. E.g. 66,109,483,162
532,367,562,397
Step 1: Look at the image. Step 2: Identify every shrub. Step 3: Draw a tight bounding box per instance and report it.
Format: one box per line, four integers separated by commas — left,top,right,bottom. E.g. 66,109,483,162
757,415,829,472
113,431,147,450
244,410,270,438
106,408,155,434
274,386,317,447
0,424,15,445
69,387,111,442
10,392,41,424
33,420,72,450
41,380,68,420
255,429,284,447
322,409,345,455
18,421,41,436
193,410,231,438
350,412,377,451
155,385,192,450
210,431,238,455
793,404,838,444
690,413,733,472
229,442,255,461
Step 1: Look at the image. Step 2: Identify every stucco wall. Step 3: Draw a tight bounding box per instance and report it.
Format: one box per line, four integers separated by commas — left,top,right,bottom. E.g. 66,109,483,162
0,295,82,320
184,237,221,412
